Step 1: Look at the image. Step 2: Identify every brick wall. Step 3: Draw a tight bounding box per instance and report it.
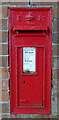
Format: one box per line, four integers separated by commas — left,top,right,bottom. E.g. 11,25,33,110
0,1,59,119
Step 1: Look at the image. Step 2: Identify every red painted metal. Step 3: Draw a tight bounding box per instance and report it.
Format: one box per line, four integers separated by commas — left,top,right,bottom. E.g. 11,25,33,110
9,8,52,114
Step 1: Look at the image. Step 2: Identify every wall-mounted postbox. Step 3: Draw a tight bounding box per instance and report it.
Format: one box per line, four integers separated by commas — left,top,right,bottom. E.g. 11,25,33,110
9,8,52,114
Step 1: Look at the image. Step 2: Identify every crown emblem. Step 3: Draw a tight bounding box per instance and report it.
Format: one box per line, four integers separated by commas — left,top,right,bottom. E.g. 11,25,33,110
26,12,35,24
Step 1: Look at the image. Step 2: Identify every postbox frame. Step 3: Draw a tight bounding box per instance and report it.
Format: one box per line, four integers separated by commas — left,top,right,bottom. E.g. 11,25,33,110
9,7,52,115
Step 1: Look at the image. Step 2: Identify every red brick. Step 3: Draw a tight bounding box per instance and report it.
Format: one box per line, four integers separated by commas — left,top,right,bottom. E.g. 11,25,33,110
53,45,59,56
30,1,57,5
0,56,8,67
53,33,59,43
0,79,2,90
2,91,9,101
5,2,28,5
52,79,57,87
52,79,57,92
0,19,7,30
57,79,59,92
53,57,59,68
0,91,9,101
0,103,9,114
0,1,57,5
52,92,57,102
2,80,9,90
2,56,8,67
0,6,2,18
57,91,59,100
0,0,28,3
2,103,9,113
53,6,59,19
53,69,59,79
0,68,8,79
0,44,8,55
53,20,59,32
2,6,8,18
0,90,2,101
0,31,8,42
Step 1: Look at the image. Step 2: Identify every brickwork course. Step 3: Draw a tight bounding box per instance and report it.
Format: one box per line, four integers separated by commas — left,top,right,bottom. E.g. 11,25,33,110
0,0,59,119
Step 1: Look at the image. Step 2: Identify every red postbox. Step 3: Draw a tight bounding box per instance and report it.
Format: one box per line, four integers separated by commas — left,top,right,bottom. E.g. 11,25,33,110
9,8,52,114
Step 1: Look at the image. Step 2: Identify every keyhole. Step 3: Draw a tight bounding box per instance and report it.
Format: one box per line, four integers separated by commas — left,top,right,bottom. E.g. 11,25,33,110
24,80,25,84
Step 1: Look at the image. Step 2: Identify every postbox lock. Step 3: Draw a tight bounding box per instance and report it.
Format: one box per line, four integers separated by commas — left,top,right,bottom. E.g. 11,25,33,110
24,80,25,84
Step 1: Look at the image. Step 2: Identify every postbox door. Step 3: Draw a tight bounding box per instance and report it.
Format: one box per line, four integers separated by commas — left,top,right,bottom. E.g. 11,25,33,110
15,34,45,106
9,7,52,114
